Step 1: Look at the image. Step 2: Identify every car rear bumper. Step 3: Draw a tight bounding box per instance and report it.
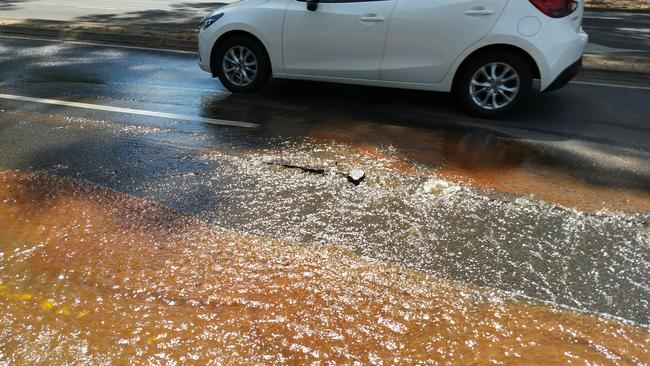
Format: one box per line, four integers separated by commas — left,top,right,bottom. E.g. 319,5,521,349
538,26,588,91
544,57,582,92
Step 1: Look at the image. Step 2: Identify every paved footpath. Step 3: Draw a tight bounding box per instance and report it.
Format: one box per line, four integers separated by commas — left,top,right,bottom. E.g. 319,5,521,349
0,0,236,27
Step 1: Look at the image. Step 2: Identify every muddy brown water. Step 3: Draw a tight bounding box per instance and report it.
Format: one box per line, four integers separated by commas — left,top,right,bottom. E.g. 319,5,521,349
0,170,648,364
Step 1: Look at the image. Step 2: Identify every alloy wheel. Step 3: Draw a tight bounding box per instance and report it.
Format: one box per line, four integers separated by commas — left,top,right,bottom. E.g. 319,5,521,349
469,62,520,110
222,46,258,87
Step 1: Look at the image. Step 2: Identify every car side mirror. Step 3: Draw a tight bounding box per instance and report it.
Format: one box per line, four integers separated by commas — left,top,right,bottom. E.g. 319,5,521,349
306,0,318,11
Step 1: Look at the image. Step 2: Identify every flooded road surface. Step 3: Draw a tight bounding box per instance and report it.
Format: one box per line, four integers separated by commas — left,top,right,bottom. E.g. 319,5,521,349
1,103,650,327
1,36,650,363
1,170,649,364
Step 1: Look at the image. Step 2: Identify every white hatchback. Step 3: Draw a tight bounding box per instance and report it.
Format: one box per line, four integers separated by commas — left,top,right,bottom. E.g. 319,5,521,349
198,0,588,118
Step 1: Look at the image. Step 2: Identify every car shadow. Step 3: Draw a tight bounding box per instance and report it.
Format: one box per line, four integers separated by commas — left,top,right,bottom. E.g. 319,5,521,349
198,77,650,190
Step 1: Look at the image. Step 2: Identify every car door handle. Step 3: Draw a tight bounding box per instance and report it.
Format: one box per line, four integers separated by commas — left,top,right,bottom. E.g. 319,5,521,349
359,15,386,23
465,8,495,16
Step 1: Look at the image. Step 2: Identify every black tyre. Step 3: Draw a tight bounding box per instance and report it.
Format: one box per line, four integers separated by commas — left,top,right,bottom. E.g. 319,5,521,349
214,36,271,93
454,51,533,119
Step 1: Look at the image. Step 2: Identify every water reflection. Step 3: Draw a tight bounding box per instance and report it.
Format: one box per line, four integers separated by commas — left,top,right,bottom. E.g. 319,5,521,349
196,79,650,214
306,120,650,213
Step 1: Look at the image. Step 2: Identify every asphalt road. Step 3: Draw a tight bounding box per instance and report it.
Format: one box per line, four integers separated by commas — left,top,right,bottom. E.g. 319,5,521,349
0,36,648,158
0,34,648,193
1,0,649,57
1,36,649,325
583,9,650,57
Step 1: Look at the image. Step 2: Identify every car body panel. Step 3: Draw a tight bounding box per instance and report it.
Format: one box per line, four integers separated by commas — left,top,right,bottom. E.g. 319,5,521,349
198,0,588,93
283,0,397,79
198,0,286,74
380,0,508,84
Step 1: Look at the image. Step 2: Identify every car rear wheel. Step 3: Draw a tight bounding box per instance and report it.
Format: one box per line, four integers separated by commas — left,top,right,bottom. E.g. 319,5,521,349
215,36,270,93
454,51,533,119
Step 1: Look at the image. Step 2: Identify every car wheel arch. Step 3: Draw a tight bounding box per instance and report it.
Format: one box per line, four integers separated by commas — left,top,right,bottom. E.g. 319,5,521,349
452,44,541,92
210,30,272,77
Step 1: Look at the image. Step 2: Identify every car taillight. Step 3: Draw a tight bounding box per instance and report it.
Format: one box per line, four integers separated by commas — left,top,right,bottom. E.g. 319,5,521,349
529,0,577,18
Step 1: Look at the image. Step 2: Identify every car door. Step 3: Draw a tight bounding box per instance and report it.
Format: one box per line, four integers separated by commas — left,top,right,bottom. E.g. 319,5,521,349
381,0,508,84
283,0,397,80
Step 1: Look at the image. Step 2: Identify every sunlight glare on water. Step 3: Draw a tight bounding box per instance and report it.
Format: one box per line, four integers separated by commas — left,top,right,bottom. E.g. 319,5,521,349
0,170,648,364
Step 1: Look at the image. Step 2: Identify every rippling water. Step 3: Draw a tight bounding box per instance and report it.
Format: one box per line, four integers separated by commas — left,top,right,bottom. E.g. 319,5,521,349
0,171,648,364
2,109,649,326
193,141,650,325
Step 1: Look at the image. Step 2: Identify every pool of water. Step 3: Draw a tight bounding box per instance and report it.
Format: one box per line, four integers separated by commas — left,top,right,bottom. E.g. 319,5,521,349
1,170,648,364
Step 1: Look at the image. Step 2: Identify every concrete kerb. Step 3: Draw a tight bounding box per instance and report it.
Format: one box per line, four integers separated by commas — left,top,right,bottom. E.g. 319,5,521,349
0,18,198,52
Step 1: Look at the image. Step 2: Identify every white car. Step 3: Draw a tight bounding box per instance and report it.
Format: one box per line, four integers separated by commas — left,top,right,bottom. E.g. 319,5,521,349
198,0,588,118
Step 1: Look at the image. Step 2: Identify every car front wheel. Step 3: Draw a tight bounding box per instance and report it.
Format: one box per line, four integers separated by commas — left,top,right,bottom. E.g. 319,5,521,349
454,51,533,119
215,36,270,93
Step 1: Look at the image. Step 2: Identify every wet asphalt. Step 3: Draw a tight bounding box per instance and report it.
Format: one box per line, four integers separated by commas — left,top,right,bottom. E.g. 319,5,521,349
1,36,650,326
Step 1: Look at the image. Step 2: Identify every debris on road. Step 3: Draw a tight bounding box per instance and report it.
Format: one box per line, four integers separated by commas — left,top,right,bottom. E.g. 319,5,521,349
346,168,365,186
265,160,327,175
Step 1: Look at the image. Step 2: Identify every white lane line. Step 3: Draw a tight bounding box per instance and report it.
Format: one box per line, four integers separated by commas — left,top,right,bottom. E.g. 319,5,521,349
570,80,650,91
0,93,259,129
0,35,196,55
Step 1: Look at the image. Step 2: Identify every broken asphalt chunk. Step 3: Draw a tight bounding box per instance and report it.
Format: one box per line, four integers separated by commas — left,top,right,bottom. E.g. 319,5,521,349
347,168,365,186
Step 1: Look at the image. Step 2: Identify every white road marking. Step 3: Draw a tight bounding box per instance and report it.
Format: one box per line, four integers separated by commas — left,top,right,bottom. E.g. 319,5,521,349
0,93,259,128
570,81,650,91
0,35,196,55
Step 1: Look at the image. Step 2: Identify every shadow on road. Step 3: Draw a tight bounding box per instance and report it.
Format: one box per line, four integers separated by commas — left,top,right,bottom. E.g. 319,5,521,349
74,2,230,29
